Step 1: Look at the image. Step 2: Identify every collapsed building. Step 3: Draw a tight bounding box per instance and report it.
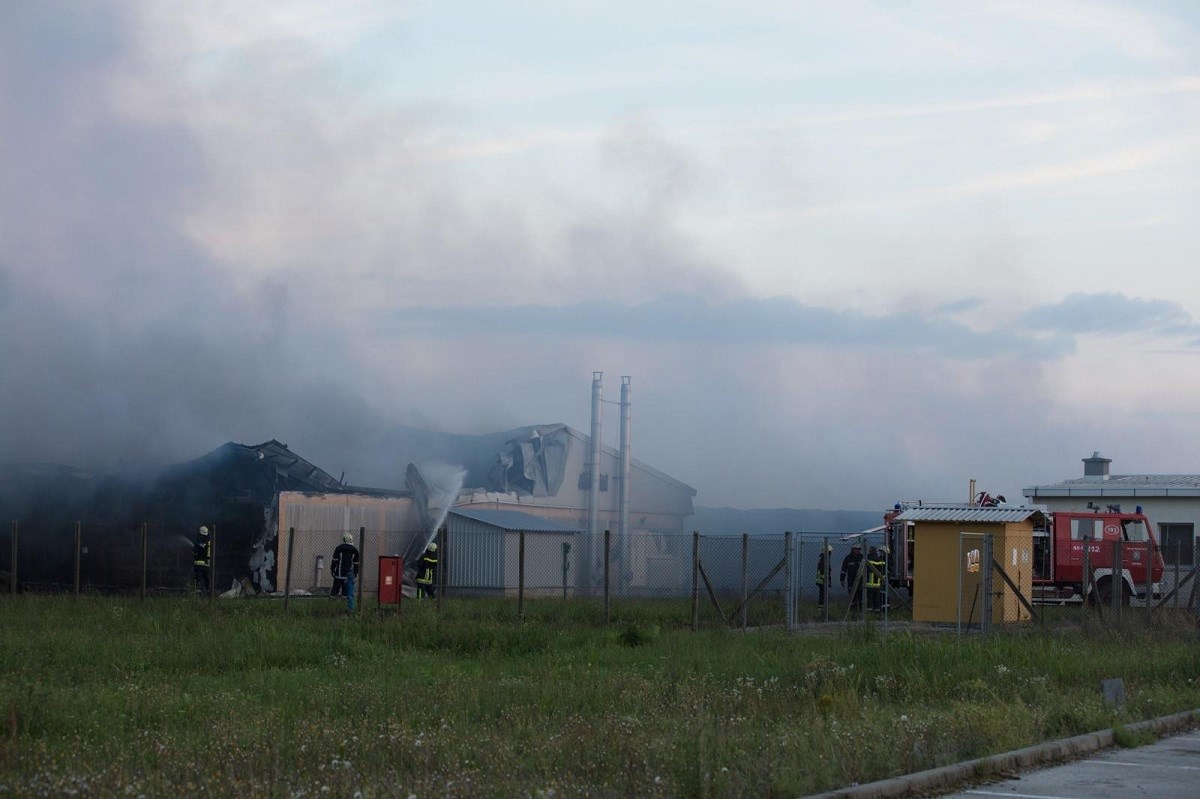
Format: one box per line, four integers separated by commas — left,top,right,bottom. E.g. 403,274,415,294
2,415,697,596
0,441,421,593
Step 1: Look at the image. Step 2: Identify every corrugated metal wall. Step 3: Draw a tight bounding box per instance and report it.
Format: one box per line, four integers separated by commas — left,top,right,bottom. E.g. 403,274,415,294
445,515,504,592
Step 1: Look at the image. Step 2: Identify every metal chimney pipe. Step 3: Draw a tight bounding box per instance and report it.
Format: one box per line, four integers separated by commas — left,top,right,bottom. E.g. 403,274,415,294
619,376,631,540
588,372,603,538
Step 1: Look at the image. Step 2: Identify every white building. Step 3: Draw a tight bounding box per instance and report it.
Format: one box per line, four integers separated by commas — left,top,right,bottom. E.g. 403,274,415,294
1023,452,1200,565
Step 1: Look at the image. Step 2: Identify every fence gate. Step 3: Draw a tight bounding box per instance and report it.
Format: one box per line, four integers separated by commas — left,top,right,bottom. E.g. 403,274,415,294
957,532,993,635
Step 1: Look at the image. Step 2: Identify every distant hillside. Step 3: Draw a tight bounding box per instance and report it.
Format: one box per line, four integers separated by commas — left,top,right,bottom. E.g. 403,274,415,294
692,506,881,536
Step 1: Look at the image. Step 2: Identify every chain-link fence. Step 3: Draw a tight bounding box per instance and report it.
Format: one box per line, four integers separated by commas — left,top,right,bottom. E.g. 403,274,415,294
0,520,225,596
953,533,1200,634
8,519,1199,635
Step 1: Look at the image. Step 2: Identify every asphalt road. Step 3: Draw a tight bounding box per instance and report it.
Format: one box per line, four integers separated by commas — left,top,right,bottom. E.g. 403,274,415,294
940,729,1200,798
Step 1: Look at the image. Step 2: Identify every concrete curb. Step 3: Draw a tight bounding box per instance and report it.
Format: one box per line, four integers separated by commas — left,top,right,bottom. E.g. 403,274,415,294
802,707,1200,799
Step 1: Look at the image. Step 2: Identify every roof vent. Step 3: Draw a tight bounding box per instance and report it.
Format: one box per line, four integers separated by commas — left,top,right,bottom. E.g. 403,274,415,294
1082,451,1111,481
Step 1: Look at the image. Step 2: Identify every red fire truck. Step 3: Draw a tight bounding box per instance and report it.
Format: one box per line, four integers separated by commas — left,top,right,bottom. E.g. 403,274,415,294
885,498,1164,605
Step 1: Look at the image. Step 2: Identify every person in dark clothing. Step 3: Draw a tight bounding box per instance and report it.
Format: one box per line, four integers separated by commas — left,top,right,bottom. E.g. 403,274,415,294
193,526,211,593
330,532,360,601
840,543,863,610
816,545,832,607
416,542,438,599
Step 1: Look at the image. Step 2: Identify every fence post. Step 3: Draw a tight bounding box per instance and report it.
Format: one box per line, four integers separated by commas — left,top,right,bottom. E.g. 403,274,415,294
741,532,749,631
784,531,794,632
859,541,867,621
138,522,148,600
284,527,296,611
1146,537,1155,625
1113,538,1123,618
209,523,217,602
518,530,526,620
1082,538,1092,620
603,529,611,624
74,522,82,597
883,544,890,626
981,534,994,635
1194,539,1200,636
436,527,446,614
356,527,366,611
1175,543,1181,611
691,532,700,632
957,534,963,637
822,536,830,624
562,541,570,600
10,521,17,595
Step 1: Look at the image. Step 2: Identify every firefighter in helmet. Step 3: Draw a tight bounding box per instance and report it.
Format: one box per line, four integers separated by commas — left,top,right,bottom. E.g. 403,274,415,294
330,532,360,602
866,546,886,612
416,541,439,599
193,526,212,593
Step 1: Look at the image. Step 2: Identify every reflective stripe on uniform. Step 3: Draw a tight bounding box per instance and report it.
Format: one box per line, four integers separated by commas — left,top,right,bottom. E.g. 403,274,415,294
866,559,884,588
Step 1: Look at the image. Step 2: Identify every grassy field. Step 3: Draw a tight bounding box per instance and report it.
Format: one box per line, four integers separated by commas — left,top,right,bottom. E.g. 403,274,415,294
2,596,1199,798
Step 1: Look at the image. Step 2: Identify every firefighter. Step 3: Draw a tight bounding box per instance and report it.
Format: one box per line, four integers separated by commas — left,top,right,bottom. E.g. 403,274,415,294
840,543,863,610
330,532,360,607
866,546,886,611
193,526,212,593
816,545,832,607
416,542,438,599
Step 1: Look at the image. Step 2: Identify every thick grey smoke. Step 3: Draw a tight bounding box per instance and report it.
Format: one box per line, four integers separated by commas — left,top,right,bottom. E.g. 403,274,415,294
0,6,392,475
0,4,739,486
5,5,1198,513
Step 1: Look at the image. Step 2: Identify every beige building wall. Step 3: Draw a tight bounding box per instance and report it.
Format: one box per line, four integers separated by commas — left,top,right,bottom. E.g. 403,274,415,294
274,492,419,595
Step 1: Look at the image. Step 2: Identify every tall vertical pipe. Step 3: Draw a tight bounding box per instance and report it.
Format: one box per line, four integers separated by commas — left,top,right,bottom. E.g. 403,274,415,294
587,372,603,539
619,376,631,540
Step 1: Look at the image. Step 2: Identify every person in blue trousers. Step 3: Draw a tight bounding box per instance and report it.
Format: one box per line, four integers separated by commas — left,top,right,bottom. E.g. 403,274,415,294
330,532,360,611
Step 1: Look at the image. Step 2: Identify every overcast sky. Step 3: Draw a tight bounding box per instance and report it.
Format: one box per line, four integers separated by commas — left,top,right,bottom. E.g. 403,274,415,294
3,2,1199,510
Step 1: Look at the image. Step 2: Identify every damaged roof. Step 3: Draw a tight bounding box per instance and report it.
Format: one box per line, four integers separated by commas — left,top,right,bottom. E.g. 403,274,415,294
166,440,408,498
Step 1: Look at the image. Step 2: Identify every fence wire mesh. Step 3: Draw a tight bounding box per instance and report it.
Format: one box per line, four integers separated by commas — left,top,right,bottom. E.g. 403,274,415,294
6,519,1200,635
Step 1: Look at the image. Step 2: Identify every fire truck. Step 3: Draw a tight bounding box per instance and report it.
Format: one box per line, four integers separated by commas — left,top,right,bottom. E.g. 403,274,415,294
885,496,1164,605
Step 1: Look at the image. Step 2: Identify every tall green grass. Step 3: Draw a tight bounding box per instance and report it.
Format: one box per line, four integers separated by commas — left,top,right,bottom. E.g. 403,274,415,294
1,595,1197,798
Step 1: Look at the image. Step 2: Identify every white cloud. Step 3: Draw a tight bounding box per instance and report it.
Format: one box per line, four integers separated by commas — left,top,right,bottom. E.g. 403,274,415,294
989,0,1181,60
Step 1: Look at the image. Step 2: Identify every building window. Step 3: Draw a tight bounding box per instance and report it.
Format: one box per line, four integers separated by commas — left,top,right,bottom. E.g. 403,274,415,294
1159,523,1195,566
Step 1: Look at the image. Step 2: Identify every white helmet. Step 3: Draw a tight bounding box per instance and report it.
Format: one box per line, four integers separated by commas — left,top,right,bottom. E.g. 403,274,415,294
427,542,438,552
199,526,210,536
342,532,354,544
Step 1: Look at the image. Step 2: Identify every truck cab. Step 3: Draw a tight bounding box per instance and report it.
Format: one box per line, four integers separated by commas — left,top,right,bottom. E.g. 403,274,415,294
1033,508,1163,604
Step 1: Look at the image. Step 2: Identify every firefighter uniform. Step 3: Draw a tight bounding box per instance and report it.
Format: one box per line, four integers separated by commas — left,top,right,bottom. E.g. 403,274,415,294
866,547,886,611
816,547,831,606
330,533,360,599
416,543,439,598
193,526,212,592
